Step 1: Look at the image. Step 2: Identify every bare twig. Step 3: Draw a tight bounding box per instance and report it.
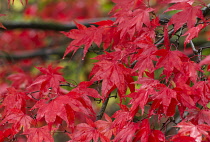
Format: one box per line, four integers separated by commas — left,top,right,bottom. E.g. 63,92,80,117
96,95,110,120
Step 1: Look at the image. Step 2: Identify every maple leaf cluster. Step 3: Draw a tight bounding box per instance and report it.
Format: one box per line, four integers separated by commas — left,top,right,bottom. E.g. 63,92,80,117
0,0,210,142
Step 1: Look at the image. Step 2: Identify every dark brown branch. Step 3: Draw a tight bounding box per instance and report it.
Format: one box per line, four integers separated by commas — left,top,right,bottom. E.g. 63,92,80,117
1,17,115,31
202,3,210,17
0,47,65,60
96,96,110,120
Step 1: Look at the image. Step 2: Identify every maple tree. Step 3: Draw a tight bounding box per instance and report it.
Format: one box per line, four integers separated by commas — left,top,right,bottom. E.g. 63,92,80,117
0,0,210,141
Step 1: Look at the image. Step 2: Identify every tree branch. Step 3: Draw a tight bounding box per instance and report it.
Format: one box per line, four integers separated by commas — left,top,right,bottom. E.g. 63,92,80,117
0,47,65,60
1,17,115,31
96,96,110,120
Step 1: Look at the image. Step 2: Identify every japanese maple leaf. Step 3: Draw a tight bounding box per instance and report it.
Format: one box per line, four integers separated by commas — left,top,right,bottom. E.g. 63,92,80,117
27,65,65,93
23,126,54,142
135,77,160,89
128,88,151,115
32,95,72,126
134,119,165,142
7,72,32,89
154,49,186,77
176,121,210,142
114,8,154,38
95,114,116,139
90,53,134,99
174,84,196,109
171,136,196,142
69,118,109,142
132,47,158,76
113,122,139,142
1,87,30,114
62,22,104,58
112,104,135,130
0,109,32,132
151,86,177,116
182,24,204,46
91,61,133,98
181,61,200,83
32,92,95,127
165,2,203,32
186,109,210,125
71,81,102,99
193,80,210,106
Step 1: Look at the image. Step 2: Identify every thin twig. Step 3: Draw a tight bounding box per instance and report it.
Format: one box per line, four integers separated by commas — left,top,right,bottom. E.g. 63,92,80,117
96,95,110,120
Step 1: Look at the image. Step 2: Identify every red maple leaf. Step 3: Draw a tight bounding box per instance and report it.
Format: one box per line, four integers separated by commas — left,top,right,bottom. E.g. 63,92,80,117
90,52,134,99
1,87,30,114
193,80,210,106
186,109,210,125
23,125,54,142
0,108,32,132
113,122,139,142
32,92,95,127
95,114,116,139
175,121,210,141
7,72,32,89
62,22,104,58
27,65,65,94
71,81,102,99
113,7,154,38
181,61,200,83
134,119,165,142
171,136,196,142
151,85,178,116
174,83,196,110
69,118,109,142
112,104,135,130
165,2,203,32
128,88,150,115
154,49,187,77
182,24,204,46
131,46,158,76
